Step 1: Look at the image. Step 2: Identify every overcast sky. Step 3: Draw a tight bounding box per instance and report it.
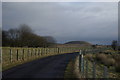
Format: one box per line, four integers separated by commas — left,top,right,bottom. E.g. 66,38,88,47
2,2,118,45
2,0,119,2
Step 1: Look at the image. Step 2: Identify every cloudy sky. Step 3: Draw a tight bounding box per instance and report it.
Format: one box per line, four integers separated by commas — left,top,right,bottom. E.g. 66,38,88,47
2,2,118,45
2,0,119,2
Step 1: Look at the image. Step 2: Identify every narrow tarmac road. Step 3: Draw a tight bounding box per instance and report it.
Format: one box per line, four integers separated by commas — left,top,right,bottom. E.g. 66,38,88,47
2,53,79,79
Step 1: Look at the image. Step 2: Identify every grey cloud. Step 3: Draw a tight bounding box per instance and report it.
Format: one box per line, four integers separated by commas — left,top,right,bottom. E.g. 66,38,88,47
3,2,118,44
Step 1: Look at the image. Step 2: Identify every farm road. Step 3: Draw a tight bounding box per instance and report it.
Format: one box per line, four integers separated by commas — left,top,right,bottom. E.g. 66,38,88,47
2,53,79,79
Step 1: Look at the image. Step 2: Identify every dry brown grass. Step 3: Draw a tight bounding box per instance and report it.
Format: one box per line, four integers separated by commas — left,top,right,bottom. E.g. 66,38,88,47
95,53,107,62
95,53,115,67
112,54,120,61
115,62,120,72
95,53,120,72
103,58,115,66
112,54,120,72
84,54,93,61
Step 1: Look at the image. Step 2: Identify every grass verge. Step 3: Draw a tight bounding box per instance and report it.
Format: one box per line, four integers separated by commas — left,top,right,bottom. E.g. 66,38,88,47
64,56,80,80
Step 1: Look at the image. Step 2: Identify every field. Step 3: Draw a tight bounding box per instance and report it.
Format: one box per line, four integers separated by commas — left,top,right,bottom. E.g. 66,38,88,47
2,46,120,78
63,47,120,78
2,47,90,71
82,50,120,78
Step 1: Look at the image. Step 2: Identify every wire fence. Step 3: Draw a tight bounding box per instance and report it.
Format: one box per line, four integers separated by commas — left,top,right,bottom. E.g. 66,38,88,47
2,47,86,65
78,49,119,78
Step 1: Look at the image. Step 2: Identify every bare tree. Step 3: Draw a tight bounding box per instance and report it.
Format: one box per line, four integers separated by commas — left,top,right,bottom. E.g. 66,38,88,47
2,24,56,47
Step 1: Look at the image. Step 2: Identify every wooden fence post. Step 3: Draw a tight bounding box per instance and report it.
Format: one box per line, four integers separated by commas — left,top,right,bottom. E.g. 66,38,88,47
36,49,38,56
58,48,59,54
44,48,46,55
34,49,35,56
80,50,84,77
10,49,12,62
0,48,1,63
81,54,84,77
22,49,24,61
92,61,96,78
37,49,39,56
31,49,33,57
34,49,36,56
32,49,34,57
83,57,85,76
41,48,43,55
27,49,29,59
36,49,37,56
46,48,47,55
85,59,88,78
79,50,81,71
16,49,19,61
40,49,42,56
103,66,108,78
38,49,40,56
43,48,44,55
54,48,55,54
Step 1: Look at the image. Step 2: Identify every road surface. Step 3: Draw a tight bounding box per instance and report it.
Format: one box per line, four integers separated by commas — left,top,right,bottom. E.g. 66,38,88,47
2,53,79,79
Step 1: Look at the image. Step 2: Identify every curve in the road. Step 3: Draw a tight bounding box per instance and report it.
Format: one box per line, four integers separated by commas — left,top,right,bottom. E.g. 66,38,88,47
2,52,79,79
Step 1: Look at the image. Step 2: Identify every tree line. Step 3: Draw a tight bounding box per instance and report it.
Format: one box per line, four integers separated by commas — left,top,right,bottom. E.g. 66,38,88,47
2,24,56,47
111,40,120,51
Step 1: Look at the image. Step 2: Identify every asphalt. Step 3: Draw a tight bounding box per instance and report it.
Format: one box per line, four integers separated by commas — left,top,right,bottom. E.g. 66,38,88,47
2,52,79,79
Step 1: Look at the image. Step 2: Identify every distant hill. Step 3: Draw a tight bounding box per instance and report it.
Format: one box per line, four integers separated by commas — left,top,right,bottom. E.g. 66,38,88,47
53,41,92,48
65,41,91,45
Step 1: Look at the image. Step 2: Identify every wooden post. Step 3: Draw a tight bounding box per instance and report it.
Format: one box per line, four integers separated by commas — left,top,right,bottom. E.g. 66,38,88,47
34,49,35,56
36,49,38,56
81,53,84,77
43,48,44,55
46,48,47,55
22,49,24,61
79,50,81,71
92,61,96,78
83,57,85,76
0,48,1,63
40,49,42,56
103,66,108,78
16,49,19,61
27,49,29,59
35,49,37,57
34,49,36,56
37,49,39,56
32,49,34,57
48,48,49,54
85,59,88,78
31,49,33,57
38,49,40,56
44,48,46,55
38,49,39,56
41,48,43,55
57,48,59,54
10,49,12,62
40,49,41,55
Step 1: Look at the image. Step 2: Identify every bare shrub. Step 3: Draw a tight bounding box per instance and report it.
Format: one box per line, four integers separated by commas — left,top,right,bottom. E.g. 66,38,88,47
113,54,120,62
103,58,115,67
112,54,120,72
95,53,115,67
85,54,93,60
95,53,107,62
115,62,120,72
